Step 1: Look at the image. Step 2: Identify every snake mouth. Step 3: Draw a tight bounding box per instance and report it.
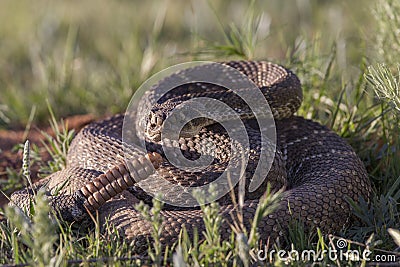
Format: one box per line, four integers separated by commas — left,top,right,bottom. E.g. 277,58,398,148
146,114,214,142
180,118,214,137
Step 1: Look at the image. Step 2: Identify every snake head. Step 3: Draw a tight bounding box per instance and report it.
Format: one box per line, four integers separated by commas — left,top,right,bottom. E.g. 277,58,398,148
145,99,214,142
145,99,181,142
146,108,166,142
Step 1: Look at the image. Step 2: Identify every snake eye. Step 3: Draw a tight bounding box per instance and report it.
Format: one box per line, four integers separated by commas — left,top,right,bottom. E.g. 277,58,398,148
148,111,165,128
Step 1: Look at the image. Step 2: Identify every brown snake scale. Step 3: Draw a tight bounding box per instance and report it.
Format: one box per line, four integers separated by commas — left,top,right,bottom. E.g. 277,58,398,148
10,61,372,249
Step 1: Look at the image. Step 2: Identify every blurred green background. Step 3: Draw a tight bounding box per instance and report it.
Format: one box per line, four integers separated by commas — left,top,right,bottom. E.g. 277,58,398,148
0,0,373,127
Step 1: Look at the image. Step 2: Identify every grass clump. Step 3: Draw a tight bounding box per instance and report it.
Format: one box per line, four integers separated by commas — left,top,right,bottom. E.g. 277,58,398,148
135,197,165,266
2,139,61,266
172,183,283,266
39,102,75,175
4,190,61,266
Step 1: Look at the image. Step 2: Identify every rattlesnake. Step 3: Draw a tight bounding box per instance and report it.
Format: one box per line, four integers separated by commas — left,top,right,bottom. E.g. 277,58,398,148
10,61,372,248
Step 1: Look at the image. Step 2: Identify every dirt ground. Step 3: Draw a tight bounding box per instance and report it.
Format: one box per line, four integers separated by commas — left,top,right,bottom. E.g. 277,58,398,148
0,114,95,207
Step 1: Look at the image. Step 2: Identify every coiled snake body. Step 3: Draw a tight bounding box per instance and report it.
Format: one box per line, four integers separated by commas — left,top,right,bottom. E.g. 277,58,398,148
11,61,371,247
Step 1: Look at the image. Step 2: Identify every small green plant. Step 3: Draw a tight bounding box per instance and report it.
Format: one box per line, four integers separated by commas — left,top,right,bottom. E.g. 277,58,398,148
135,196,165,266
171,183,283,266
194,184,231,265
3,140,62,266
39,102,75,175
4,190,62,266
